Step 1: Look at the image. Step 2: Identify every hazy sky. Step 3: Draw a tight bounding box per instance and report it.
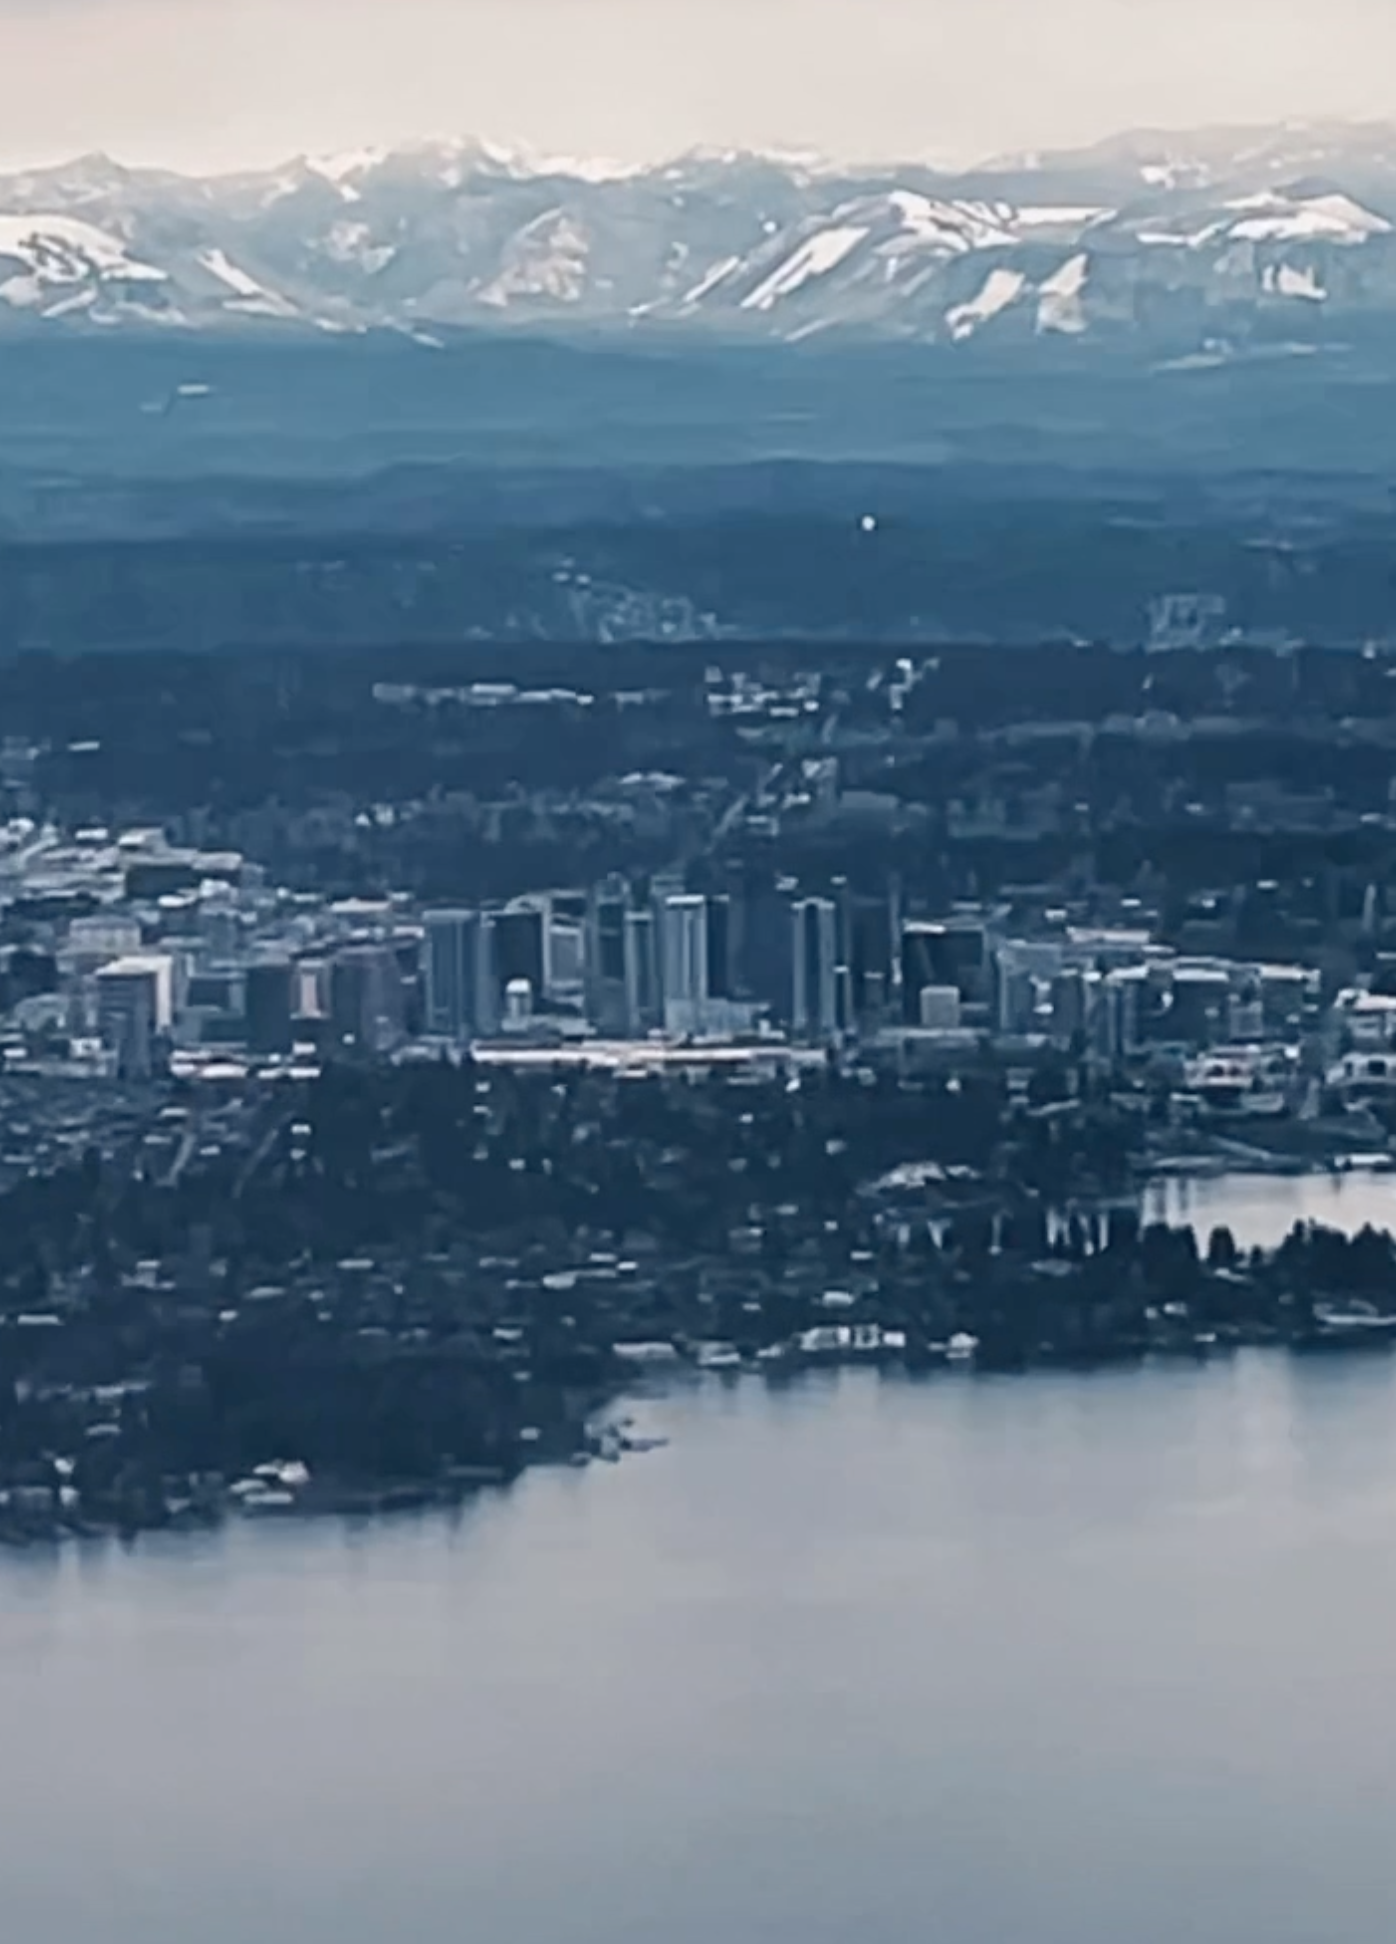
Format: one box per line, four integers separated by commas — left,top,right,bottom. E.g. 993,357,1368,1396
5,0,1396,173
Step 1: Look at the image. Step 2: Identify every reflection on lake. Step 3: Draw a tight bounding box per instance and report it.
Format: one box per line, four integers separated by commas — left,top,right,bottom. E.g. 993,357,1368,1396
1142,1169,1396,1251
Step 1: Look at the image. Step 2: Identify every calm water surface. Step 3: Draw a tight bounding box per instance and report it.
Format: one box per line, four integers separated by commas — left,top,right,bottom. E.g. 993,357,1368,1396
9,1344,1396,1942
1142,1167,1396,1250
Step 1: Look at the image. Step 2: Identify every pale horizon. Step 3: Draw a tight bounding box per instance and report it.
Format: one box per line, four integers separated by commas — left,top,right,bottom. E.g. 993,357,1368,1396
15,116,1396,185
1,0,1394,176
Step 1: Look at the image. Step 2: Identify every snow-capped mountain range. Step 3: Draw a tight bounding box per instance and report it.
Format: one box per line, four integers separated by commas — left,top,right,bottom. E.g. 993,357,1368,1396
10,123,1396,349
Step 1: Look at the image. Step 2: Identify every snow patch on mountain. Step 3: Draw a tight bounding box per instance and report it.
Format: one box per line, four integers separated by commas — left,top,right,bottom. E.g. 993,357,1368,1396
198,248,300,319
1140,158,1213,191
741,226,868,310
1015,205,1113,232
887,191,1012,246
504,145,644,185
853,193,1017,258
1226,190,1390,243
101,299,188,328
308,147,386,182
682,255,743,306
414,136,647,187
198,248,267,298
305,148,387,200
322,220,397,275
1265,261,1327,300
1135,227,1199,248
2,129,1396,346
1037,253,1089,334
0,214,167,310
0,214,164,279
945,266,1026,339
476,210,590,308
43,289,96,319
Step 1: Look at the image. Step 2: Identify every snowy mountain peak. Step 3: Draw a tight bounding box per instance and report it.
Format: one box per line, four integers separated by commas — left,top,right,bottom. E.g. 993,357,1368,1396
1223,189,1391,243
4,124,1396,348
305,147,389,188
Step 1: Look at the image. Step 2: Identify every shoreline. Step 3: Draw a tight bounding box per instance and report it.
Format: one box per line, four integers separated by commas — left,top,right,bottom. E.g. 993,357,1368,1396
10,1320,1396,1554
8,1166,1396,1555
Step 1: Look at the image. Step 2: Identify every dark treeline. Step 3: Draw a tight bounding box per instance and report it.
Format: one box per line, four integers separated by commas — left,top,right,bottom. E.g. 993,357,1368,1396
8,638,1396,816
0,1057,1390,1535
9,637,1396,925
1,504,1396,650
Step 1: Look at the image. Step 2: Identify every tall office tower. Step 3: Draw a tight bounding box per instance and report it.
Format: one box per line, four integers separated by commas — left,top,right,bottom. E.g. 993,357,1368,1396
849,895,894,1026
330,944,405,1056
829,877,853,964
742,880,797,1027
491,904,547,1013
648,866,685,942
424,908,489,1042
887,874,905,1014
792,898,839,1042
623,907,660,1035
587,887,631,1033
96,955,170,1078
391,932,426,1041
244,959,294,1055
826,875,857,1031
548,921,585,999
474,915,500,1037
593,896,629,982
720,860,751,999
661,894,710,1038
706,894,733,1002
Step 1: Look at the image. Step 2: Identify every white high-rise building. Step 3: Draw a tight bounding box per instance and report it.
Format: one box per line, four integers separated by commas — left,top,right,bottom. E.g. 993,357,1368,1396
96,954,174,1077
624,908,659,1035
792,898,839,1041
661,894,709,1038
329,944,408,1055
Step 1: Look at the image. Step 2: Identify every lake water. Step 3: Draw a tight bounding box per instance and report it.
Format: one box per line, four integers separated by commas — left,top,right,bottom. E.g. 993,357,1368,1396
1142,1167,1396,1251
10,1342,1396,1943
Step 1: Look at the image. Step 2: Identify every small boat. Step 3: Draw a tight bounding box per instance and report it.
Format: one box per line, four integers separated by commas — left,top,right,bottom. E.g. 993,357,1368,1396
1294,1306,1396,1352
235,1486,299,1516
